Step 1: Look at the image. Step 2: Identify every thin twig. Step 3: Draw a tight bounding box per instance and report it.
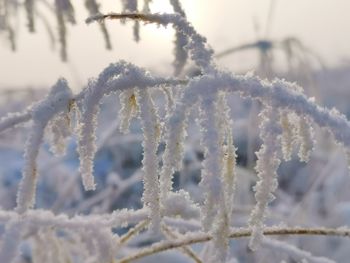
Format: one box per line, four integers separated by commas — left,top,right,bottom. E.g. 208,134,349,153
162,225,202,263
86,13,163,25
119,227,350,262
119,220,149,244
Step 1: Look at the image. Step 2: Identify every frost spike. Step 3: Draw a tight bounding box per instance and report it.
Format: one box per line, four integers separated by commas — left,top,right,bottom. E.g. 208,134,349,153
280,111,294,161
136,89,161,232
296,116,315,162
48,113,72,156
210,93,237,262
160,80,201,206
199,92,225,231
16,79,72,213
118,89,138,133
249,107,282,250
170,0,188,76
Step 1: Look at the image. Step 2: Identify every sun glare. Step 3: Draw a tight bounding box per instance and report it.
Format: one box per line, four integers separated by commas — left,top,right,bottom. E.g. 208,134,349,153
149,1,175,13
140,1,176,40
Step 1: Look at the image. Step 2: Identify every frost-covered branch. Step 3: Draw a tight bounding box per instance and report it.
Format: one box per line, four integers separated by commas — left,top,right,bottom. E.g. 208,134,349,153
3,60,350,258
248,108,281,250
0,208,148,262
136,89,161,232
77,61,181,191
86,12,215,73
16,79,73,213
170,0,188,76
0,208,148,230
164,72,350,150
0,111,31,133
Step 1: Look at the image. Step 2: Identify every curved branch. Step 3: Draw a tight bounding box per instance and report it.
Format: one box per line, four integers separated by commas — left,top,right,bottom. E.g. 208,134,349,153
86,12,214,73
0,77,185,137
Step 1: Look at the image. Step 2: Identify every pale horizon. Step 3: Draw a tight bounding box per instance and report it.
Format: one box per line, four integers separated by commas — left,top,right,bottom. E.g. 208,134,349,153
1,0,349,89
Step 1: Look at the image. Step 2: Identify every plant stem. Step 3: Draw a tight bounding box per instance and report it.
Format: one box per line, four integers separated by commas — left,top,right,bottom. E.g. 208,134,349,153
119,226,350,262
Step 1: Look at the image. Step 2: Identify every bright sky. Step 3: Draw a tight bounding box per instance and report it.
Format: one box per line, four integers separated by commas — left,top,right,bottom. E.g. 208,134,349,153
0,0,349,89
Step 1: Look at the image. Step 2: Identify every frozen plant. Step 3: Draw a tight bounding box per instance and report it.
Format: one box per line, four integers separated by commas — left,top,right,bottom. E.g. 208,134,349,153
1,2,350,263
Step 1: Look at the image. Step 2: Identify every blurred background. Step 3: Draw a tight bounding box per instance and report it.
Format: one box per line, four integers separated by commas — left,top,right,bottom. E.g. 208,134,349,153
1,0,350,262
0,0,350,88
